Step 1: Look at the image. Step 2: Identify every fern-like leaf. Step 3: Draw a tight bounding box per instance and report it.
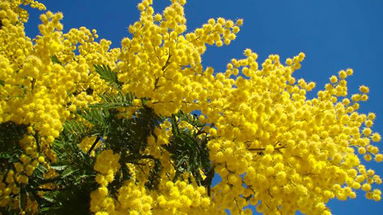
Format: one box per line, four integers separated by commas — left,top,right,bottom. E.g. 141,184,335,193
77,108,111,132
89,92,134,109
94,64,122,88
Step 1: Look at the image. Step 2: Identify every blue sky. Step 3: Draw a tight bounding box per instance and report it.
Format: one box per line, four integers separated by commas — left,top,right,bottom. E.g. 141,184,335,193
25,0,383,214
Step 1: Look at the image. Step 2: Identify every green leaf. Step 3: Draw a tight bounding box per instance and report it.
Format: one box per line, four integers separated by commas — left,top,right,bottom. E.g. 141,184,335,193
162,111,212,189
94,64,122,88
19,185,27,211
61,168,78,178
0,80,4,86
89,92,134,109
62,120,87,137
41,195,55,203
51,165,67,171
51,55,62,65
77,108,110,131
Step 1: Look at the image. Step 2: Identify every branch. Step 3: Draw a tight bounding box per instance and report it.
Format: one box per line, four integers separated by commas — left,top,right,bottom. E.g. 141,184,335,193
247,145,286,152
87,136,101,155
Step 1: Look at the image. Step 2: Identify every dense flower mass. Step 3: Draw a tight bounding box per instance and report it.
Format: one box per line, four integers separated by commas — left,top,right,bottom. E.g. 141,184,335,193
0,0,382,214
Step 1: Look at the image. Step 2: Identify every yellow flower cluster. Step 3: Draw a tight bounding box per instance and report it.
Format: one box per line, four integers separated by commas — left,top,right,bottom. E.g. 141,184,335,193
94,150,121,183
118,0,243,116
115,1,383,213
204,51,383,214
152,180,215,215
91,147,214,215
91,150,121,213
0,0,123,211
92,178,217,215
0,0,382,214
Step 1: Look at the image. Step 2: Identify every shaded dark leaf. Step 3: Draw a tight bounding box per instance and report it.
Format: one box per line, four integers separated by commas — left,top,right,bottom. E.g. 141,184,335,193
51,55,62,65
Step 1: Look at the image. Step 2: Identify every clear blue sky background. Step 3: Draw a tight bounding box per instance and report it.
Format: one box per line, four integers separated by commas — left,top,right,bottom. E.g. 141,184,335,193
24,0,383,214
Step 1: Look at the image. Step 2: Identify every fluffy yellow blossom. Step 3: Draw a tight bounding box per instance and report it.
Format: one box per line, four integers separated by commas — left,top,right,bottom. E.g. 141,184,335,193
94,150,120,177
0,0,382,214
